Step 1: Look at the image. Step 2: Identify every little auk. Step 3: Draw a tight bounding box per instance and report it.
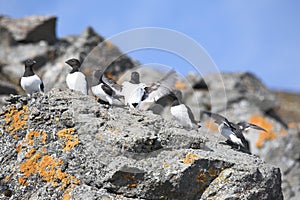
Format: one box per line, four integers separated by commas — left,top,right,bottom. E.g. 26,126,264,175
91,70,124,106
65,58,88,95
20,59,44,96
121,71,146,108
202,111,266,150
170,90,198,130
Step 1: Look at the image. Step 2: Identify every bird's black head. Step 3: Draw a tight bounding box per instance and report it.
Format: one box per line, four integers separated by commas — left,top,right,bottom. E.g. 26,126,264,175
65,58,81,73
24,59,36,68
130,71,140,84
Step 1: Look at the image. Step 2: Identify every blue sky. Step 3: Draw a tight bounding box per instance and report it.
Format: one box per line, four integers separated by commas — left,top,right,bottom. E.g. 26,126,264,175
1,0,299,91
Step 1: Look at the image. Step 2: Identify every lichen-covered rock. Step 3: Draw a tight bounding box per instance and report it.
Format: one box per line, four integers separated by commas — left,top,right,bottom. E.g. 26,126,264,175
0,90,283,199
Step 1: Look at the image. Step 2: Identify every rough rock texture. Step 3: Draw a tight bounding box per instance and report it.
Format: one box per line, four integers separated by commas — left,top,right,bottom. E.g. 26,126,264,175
0,90,283,199
0,15,57,44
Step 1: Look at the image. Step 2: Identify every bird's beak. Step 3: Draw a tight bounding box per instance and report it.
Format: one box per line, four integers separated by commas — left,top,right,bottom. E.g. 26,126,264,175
33,60,37,64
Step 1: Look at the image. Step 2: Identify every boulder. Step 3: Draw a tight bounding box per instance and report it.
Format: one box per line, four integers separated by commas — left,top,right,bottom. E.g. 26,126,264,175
0,90,283,199
0,15,57,44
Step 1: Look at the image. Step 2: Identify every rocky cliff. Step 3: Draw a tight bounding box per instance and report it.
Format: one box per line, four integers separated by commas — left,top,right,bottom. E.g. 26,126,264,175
0,15,299,200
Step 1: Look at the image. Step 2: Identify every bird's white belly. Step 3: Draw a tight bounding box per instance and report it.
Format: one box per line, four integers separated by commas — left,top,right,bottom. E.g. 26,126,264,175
66,72,87,95
20,75,42,94
121,82,146,108
170,104,193,129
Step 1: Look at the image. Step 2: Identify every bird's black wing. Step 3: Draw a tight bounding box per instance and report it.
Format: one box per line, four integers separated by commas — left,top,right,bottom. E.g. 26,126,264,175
101,73,122,92
237,122,267,132
101,84,114,96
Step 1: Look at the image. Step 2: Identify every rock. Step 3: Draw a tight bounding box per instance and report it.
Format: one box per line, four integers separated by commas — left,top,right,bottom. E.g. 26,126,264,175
200,72,280,112
0,80,18,95
0,90,283,199
0,15,57,44
0,26,16,47
262,130,300,200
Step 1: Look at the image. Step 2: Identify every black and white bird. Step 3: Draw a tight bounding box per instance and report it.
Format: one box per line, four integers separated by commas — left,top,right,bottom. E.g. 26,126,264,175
121,71,146,108
170,90,198,130
91,70,124,106
139,82,173,111
65,58,88,95
202,111,266,150
20,59,44,96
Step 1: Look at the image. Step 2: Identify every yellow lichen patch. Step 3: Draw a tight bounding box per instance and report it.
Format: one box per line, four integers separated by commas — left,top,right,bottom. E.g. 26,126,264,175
174,80,186,90
106,127,120,134
26,131,41,145
3,175,11,183
25,148,36,158
162,162,170,168
3,105,28,134
196,172,208,184
249,115,277,148
13,135,19,139
57,128,78,151
19,152,42,178
208,168,217,177
205,119,218,132
182,153,199,164
18,177,29,186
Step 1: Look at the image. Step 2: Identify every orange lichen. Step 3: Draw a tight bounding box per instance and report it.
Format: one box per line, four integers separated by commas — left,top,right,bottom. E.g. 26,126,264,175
174,80,186,90
182,153,199,164
18,177,29,186
26,131,41,145
57,128,78,151
280,129,287,136
3,105,28,134
249,115,277,148
42,146,47,154
288,122,297,128
13,135,19,139
196,172,208,184
41,131,47,144
19,152,79,190
16,144,22,153
19,152,42,178
208,168,217,177
205,120,219,132
62,189,71,200
25,148,36,158
121,173,137,188
37,156,63,182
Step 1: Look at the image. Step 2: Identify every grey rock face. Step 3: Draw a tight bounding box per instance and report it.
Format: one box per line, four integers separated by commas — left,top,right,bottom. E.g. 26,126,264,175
0,15,57,44
0,90,283,199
